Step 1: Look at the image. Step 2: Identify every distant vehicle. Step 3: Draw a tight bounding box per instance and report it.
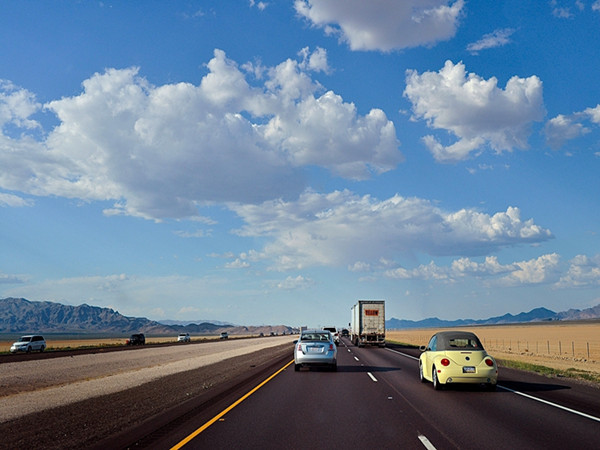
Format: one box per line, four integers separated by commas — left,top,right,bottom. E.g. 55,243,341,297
294,329,337,371
126,333,145,345
419,331,498,391
322,327,340,344
350,300,385,347
10,335,46,353
341,328,349,337
177,333,190,342
220,332,229,339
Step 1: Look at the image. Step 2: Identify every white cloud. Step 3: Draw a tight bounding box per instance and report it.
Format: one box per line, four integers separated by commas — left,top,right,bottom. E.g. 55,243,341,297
0,80,41,130
404,61,545,162
249,0,268,11
276,275,313,290
229,190,552,270
496,253,560,286
225,258,251,269
0,272,27,284
466,28,515,54
294,0,464,52
385,261,451,281
0,192,33,207
545,104,600,149
0,49,401,220
555,254,600,288
384,253,560,286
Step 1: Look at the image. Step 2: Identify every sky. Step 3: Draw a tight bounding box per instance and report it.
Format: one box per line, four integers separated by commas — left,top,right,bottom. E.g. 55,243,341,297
1,0,600,328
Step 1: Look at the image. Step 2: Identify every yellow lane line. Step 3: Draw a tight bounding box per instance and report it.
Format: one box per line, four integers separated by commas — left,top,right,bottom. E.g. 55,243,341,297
170,359,294,449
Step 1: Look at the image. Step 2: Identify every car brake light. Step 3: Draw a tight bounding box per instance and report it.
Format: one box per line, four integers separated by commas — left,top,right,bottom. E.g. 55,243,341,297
441,358,450,366
329,344,334,351
484,358,494,367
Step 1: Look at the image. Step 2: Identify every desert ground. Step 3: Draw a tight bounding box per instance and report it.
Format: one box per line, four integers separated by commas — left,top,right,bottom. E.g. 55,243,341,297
387,320,600,374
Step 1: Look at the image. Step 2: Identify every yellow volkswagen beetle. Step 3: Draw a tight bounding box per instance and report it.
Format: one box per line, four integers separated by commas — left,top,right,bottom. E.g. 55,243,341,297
419,331,498,391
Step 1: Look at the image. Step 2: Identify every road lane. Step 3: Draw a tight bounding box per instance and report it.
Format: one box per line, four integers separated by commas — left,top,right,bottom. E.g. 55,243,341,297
348,339,600,449
168,339,449,449
166,337,600,449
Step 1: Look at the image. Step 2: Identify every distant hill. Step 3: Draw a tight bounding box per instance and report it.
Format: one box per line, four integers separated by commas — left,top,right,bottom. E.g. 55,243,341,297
386,304,600,329
0,297,292,336
159,319,234,327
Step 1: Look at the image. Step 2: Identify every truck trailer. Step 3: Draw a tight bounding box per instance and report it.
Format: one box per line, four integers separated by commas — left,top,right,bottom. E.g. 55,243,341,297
350,300,385,347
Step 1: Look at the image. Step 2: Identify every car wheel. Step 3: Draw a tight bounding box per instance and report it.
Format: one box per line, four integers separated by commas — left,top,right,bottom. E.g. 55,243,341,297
39,346,45,352
486,383,496,391
419,363,426,382
432,367,443,390
26,346,32,353
331,362,337,372
294,363,300,372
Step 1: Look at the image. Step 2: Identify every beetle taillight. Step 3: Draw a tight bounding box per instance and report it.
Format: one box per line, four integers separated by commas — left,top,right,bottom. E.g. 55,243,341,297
485,358,494,367
441,358,450,366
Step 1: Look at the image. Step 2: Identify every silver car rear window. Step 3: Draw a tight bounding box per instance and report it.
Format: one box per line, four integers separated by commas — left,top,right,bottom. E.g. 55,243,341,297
301,333,330,341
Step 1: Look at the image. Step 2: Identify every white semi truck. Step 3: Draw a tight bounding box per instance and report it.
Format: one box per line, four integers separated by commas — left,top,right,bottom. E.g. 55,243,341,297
350,300,385,347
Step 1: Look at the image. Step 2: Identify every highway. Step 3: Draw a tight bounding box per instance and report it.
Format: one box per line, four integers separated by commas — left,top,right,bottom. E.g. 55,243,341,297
132,338,600,449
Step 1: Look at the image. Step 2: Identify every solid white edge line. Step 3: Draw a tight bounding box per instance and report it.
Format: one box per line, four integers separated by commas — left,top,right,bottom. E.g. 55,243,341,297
385,347,419,361
418,434,437,450
498,385,600,423
387,347,600,423
367,372,378,382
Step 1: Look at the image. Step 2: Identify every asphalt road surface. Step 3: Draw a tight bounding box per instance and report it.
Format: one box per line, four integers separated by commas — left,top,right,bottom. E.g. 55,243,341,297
121,337,600,450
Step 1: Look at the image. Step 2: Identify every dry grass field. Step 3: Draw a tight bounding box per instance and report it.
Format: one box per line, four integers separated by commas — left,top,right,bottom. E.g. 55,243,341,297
388,321,600,375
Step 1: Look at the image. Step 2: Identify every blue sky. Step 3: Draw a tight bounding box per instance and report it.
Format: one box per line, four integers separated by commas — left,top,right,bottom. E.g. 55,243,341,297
1,1,600,328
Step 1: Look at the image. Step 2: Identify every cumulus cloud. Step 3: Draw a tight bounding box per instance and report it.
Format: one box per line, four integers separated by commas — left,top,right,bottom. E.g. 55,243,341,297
544,104,600,149
294,0,464,52
555,254,600,288
229,190,552,270
0,49,401,220
385,253,560,286
0,80,41,131
404,61,545,162
466,28,515,54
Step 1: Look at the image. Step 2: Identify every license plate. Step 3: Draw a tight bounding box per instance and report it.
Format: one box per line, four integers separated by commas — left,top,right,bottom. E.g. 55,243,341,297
463,366,476,373
307,346,323,353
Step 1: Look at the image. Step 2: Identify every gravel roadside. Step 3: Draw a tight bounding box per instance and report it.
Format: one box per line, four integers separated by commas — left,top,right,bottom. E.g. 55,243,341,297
0,337,294,449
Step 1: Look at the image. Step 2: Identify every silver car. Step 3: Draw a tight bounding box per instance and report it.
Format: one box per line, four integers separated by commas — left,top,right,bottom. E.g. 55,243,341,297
10,335,46,353
294,329,337,371
177,333,190,342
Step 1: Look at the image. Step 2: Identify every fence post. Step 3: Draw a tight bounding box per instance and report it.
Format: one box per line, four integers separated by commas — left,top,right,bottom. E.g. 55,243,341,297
547,340,550,354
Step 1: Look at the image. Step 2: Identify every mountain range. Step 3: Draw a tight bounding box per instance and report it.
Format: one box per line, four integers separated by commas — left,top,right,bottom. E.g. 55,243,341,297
1,297,599,335
386,304,600,329
0,298,293,336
